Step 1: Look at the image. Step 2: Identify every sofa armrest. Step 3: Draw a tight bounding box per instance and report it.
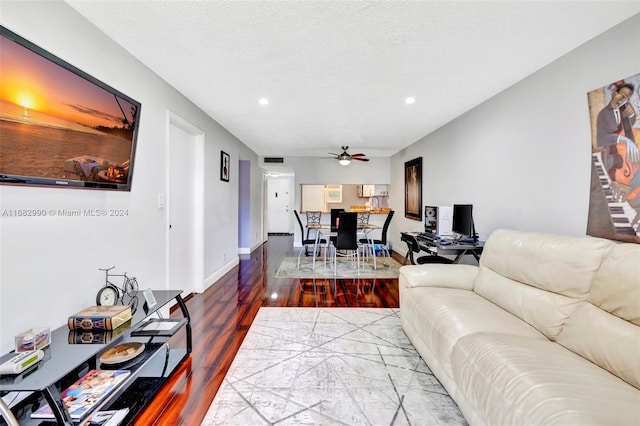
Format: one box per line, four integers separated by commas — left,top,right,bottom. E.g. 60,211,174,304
399,264,478,290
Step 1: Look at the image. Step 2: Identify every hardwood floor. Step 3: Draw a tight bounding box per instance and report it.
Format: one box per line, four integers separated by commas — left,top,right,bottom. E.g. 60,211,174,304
136,235,402,425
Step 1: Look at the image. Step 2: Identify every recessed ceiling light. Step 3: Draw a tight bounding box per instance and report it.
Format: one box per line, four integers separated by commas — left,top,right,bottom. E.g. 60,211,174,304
405,97,416,104
259,98,269,105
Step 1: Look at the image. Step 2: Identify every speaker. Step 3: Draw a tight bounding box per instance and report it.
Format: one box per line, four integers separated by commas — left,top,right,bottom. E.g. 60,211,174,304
424,205,453,235
437,206,453,236
424,206,438,232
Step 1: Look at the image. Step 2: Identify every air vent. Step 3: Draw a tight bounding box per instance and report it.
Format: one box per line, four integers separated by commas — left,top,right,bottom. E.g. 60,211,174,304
264,157,284,164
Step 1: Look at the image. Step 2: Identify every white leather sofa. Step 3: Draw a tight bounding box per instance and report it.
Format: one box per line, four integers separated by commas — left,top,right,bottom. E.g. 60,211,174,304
399,229,640,425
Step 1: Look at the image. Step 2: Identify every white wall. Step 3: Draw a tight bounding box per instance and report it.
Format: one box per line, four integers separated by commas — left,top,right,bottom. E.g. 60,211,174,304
264,156,391,246
388,13,640,257
0,1,263,353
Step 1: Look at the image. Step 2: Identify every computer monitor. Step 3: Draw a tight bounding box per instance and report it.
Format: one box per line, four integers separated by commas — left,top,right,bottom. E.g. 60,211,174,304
452,204,476,242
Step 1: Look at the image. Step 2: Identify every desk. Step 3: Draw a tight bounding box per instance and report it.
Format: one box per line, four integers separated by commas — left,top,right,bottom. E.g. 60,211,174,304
401,232,484,264
309,224,380,271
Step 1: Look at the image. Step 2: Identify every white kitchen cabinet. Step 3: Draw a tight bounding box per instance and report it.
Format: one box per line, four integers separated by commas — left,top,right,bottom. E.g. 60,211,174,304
359,185,388,197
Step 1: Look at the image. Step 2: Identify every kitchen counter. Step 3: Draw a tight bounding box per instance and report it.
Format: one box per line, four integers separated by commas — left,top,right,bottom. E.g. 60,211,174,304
302,209,393,244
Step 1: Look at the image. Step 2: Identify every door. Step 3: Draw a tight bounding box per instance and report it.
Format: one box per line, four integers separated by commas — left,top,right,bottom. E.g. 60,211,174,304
168,114,204,293
267,177,291,233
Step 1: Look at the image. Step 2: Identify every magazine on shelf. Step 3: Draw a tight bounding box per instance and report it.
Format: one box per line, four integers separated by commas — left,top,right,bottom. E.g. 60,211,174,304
30,369,130,420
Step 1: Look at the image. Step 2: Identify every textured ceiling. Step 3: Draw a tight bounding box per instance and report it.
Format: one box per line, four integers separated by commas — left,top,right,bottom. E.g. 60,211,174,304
65,1,640,158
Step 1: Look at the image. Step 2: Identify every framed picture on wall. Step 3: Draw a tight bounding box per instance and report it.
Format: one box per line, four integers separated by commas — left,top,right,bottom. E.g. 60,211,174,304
405,157,422,221
220,151,229,182
324,184,342,203
586,73,640,243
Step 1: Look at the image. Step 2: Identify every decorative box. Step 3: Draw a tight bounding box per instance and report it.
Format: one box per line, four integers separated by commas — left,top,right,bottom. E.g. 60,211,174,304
68,305,132,331
16,327,51,352
68,320,132,344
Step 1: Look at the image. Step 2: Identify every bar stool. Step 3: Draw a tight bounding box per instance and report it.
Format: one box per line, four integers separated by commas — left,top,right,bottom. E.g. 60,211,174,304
356,211,370,225
305,211,322,255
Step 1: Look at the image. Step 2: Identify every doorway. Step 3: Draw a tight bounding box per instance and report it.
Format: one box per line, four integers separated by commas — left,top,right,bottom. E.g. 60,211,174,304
167,112,204,293
266,176,292,234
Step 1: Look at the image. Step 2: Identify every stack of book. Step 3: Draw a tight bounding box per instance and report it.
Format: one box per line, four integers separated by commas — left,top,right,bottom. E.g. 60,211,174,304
67,305,132,331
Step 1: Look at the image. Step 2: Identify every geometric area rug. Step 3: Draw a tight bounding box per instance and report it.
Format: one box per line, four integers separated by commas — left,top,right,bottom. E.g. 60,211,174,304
275,256,403,279
201,308,467,425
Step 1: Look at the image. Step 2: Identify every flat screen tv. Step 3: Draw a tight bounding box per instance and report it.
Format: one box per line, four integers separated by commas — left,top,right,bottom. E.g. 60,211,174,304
452,204,476,242
0,26,141,191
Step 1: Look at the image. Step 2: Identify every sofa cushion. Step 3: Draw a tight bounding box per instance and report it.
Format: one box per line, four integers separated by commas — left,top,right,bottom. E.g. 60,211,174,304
475,229,613,340
557,242,640,390
479,230,612,298
474,267,585,340
589,242,640,326
399,263,478,291
557,302,640,390
452,332,640,425
400,285,545,378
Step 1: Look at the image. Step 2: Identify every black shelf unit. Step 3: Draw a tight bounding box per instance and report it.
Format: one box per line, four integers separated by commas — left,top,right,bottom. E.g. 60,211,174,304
0,290,191,425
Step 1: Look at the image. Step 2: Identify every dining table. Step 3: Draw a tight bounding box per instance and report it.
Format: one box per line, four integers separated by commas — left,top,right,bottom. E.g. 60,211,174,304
307,223,381,271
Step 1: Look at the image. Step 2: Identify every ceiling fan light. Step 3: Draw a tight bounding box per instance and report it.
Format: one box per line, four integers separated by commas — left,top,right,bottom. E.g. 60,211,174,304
339,159,351,166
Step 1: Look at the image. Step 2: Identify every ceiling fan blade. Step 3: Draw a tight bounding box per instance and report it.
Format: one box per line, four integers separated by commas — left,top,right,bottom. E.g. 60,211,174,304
352,157,370,162
328,152,341,157
350,153,366,157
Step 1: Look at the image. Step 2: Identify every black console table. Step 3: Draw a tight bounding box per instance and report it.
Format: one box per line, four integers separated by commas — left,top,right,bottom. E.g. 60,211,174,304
401,232,484,264
0,290,191,425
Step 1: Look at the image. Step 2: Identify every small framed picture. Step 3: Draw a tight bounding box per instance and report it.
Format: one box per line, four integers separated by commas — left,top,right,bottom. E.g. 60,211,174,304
142,288,157,311
325,184,342,203
220,151,230,182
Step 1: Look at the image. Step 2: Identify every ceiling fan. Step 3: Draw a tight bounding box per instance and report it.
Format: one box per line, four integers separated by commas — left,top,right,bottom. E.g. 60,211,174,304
327,146,370,166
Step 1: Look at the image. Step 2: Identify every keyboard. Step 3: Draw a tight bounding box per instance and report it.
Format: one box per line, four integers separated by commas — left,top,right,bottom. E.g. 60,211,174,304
418,232,437,241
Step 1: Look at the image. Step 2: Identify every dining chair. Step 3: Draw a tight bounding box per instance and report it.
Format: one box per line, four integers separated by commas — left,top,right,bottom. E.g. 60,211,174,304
330,208,345,232
329,208,345,246
294,210,327,268
359,210,395,260
331,212,360,275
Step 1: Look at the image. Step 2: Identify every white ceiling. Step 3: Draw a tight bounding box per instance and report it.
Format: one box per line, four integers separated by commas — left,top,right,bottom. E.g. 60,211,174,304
65,1,640,158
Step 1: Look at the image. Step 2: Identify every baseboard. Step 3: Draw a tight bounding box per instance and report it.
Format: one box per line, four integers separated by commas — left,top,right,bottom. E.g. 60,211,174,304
204,256,239,290
239,239,265,254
